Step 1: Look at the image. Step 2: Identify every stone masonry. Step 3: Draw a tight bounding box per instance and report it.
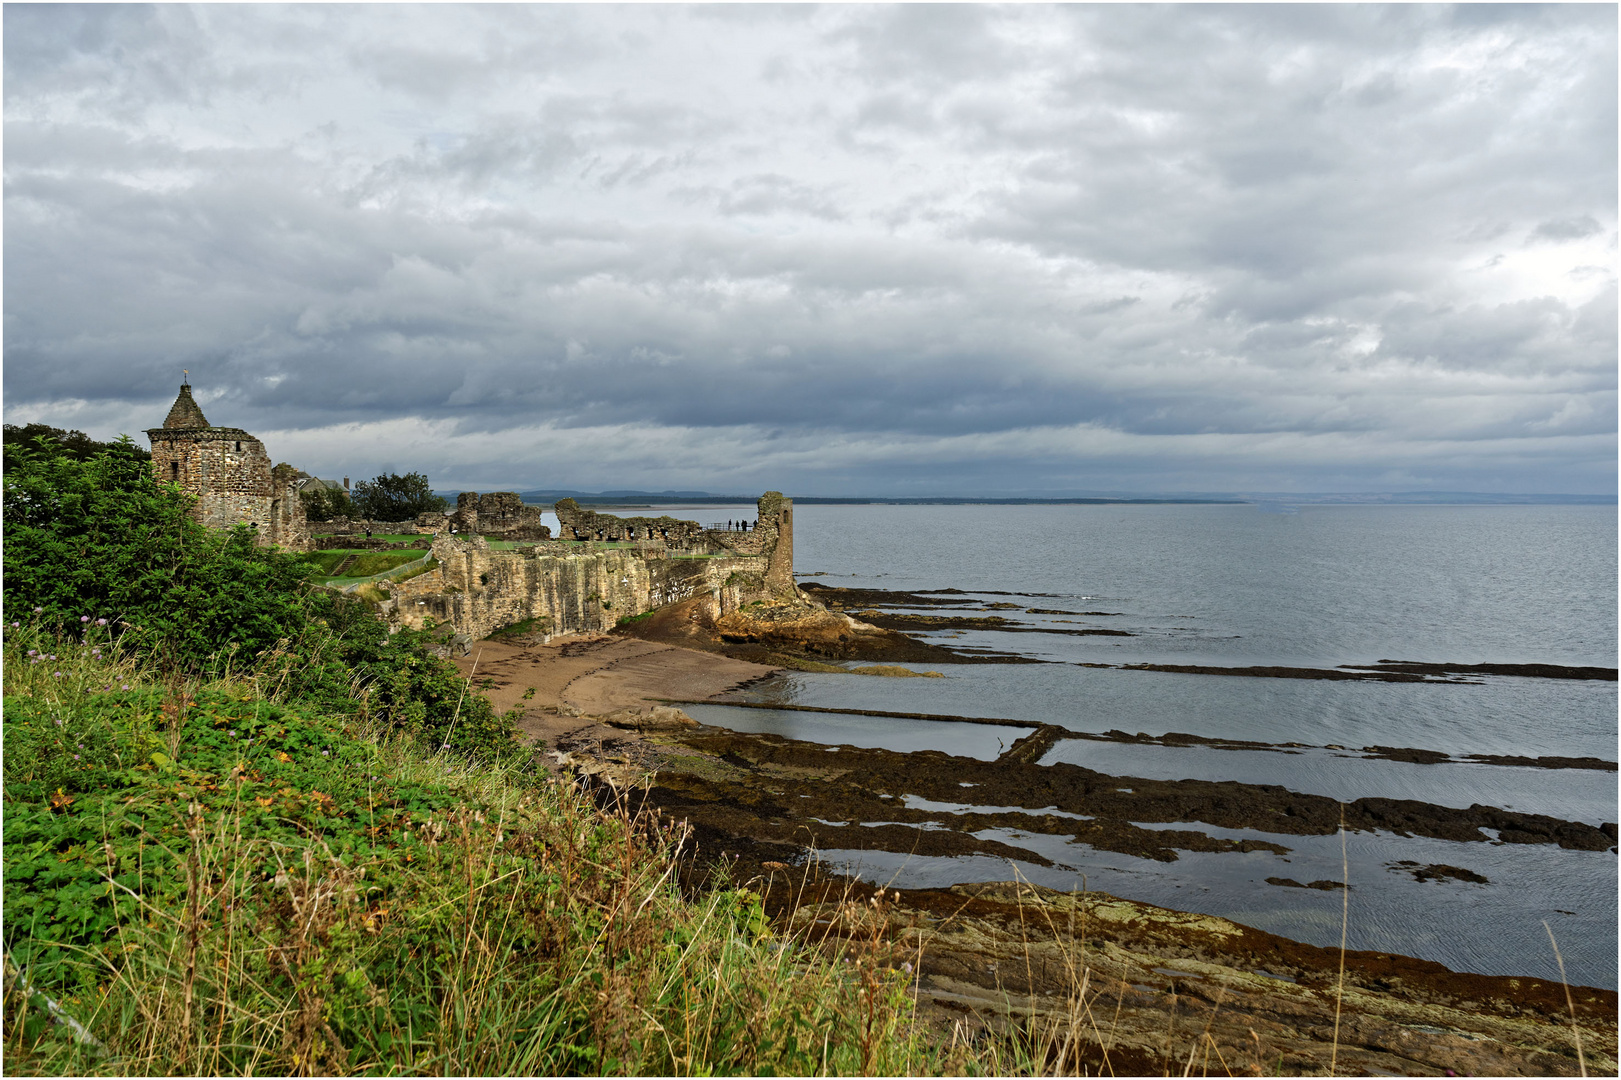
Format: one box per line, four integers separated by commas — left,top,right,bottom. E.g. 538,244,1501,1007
448,491,551,540
146,384,309,551
388,492,796,640
552,498,712,545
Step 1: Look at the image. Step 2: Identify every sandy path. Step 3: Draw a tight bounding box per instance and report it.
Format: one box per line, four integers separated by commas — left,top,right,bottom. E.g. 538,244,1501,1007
453,635,778,745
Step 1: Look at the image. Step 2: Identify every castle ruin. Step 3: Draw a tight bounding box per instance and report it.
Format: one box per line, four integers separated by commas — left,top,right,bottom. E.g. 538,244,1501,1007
387,492,797,642
146,383,309,550
144,382,799,642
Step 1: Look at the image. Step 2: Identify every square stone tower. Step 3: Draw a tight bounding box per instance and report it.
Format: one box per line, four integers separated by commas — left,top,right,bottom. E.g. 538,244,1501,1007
145,383,308,550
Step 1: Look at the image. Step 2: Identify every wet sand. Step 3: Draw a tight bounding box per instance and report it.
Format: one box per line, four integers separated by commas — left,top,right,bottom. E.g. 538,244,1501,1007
451,634,780,745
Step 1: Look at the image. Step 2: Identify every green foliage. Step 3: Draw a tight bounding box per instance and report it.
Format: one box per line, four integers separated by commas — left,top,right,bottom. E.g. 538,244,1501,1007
350,471,448,523
2,680,943,1077
2,435,314,673
1,687,504,994
2,445,514,761
298,484,351,522
2,423,149,471
487,616,552,641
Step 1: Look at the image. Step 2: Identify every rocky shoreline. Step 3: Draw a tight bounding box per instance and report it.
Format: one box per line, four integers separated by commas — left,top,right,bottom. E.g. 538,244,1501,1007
455,593,1618,1075
549,720,1615,1076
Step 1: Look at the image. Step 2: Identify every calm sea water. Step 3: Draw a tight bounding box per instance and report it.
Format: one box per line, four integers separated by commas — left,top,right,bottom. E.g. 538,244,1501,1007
685,503,1617,988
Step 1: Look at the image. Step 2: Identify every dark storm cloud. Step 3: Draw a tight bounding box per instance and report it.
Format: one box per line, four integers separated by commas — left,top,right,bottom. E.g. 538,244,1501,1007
4,4,1614,495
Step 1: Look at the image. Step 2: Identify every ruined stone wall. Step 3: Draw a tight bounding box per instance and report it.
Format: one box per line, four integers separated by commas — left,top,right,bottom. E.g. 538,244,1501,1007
703,492,794,595
390,536,767,640
553,499,711,545
269,464,311,552
309,516,438,538
448,492,550,539
147,427,309,550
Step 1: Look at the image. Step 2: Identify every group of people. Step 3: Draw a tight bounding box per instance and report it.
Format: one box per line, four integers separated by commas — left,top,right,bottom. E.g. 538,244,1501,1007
725,519,755,531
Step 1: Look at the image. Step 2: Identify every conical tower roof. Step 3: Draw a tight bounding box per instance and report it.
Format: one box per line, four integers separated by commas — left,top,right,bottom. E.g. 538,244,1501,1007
161,384,210,429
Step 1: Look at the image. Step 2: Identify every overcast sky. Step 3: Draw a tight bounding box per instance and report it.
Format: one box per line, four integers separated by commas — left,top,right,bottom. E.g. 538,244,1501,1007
5,4,1615,496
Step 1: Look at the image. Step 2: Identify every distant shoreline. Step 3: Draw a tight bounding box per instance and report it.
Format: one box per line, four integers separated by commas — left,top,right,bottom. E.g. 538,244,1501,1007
439,490,1618,507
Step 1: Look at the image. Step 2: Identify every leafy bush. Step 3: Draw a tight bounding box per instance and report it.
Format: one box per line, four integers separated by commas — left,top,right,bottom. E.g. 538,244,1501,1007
2,436,313,673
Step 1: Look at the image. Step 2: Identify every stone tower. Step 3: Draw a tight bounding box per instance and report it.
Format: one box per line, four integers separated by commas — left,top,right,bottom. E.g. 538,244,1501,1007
146,383,309,550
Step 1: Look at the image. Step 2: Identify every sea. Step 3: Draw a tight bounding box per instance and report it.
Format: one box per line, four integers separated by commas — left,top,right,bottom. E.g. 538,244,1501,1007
569,502,1619,988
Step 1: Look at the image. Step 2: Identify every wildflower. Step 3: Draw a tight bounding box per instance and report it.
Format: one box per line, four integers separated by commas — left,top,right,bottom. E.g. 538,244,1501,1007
902,961,913,974
80,616,90,623
230,730,237,737
54,671,62,677
96,618,108,626
33,607,42,613
322,750,329,756
121,685,130,691
10,621,17,628
48,655,57,661
73,754,81,760
27,649,36,657
53,718,62,727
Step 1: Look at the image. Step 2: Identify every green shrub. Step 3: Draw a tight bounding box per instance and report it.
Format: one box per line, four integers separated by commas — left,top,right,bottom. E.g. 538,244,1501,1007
2,436,313,673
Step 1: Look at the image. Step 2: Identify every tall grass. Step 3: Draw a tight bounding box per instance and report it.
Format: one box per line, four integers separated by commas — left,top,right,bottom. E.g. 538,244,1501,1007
2,622,951,1076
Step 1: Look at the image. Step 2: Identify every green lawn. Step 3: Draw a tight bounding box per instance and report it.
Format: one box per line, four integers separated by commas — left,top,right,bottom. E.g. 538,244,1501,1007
304,549,426,580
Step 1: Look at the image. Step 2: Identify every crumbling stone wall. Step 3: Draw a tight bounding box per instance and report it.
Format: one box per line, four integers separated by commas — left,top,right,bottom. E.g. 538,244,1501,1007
703,492,795,595
146,384,308,551
448,492,550,539
390,535,767,640
553,499,710,545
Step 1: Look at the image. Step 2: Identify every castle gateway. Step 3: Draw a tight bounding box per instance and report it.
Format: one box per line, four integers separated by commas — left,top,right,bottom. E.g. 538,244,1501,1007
145,383,309,550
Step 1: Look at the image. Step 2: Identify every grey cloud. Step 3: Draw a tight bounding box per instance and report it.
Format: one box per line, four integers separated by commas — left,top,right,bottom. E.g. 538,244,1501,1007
1533,215,1603,243
4,4,1614,495
672,173,846,219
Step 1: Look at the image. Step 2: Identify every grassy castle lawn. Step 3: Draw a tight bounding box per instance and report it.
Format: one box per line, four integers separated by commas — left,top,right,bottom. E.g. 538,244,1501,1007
2,618,986,1076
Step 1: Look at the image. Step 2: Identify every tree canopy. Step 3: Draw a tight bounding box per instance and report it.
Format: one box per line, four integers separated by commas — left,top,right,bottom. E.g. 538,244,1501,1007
3,423,149,471
351,471,448,522
299,483,352,522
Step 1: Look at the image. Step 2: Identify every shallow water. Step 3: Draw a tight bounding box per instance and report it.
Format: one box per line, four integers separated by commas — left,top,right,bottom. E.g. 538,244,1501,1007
715,503,1617,987
818,825,1617,989
682,702,1030,761
744,662,1618,760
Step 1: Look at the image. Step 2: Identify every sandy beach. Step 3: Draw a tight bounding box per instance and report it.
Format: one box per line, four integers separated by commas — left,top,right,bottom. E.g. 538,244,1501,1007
452,634,778,744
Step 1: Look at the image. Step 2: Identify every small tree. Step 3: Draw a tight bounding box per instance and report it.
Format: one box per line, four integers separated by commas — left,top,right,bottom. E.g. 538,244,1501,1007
299,485,351,522
351,471,448,522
